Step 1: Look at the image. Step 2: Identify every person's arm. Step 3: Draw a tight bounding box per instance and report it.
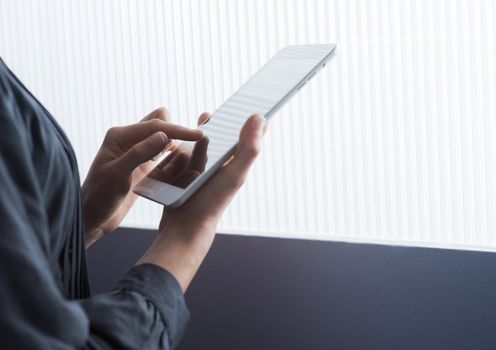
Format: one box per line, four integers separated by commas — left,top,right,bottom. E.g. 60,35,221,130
0,100,189,348
139,114,266,291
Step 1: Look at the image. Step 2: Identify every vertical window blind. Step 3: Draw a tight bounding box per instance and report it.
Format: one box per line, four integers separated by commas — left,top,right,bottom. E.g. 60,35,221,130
1,0,495,251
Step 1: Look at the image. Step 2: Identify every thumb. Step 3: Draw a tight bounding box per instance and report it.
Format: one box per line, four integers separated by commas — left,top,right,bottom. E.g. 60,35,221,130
116,131,168,174
229,114,265,175
203,114,265,197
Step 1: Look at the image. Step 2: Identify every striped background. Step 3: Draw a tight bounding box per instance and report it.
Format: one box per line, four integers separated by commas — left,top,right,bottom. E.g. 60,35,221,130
1,0,495,251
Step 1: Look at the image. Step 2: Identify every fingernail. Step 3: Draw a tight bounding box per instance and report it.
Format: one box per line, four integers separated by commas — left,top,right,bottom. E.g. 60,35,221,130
251,115,265,132
151,132,167,148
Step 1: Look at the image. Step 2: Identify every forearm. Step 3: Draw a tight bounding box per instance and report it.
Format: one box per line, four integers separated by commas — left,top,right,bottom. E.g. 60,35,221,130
81,182,108,249
137,114,264,292
137,221,216,293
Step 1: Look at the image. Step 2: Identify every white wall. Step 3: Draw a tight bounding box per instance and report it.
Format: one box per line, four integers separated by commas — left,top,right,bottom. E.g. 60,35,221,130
1,0,495,251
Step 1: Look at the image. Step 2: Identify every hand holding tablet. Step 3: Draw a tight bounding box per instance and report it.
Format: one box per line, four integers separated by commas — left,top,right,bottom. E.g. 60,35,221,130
134,44,337,208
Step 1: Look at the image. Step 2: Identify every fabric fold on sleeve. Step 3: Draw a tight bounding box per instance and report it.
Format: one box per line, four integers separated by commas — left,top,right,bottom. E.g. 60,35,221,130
113,263,190,348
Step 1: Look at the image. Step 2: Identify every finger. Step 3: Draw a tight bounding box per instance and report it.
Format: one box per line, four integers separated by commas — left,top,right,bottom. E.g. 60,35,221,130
152,139,180,161
167,152,192,184
114,119,203,145
189,136,209,173
169,151,190,172
197,112,211,126
141,107,170,123
157,148,180,168
203,114,264,195
149,158,180,183
154,139,190,167
139,108,171,161
116,131,169,174
151,148,190,182
227,114,265,175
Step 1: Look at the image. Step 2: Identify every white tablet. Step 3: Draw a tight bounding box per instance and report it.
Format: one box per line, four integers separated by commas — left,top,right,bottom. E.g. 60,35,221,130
134,44,337,207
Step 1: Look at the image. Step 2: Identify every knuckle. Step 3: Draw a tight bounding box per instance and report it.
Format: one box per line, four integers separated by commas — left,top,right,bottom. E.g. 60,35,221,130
130,144,146,159
104,126,121,140
244,143,260,159
148,118,163,128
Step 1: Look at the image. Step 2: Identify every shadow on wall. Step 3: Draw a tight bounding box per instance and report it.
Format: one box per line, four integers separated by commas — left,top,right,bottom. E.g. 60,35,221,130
87,227,496,350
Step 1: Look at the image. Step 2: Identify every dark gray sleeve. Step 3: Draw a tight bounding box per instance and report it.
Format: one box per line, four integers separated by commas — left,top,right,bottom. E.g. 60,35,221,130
80,264,190,349
0,73,189,349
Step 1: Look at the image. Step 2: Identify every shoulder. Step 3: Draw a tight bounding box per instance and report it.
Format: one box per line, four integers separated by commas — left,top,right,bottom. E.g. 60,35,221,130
0,59,32,141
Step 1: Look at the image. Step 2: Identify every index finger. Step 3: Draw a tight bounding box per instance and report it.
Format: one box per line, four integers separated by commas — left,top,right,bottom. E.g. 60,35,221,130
161,123,204,141
118,120,203,145
141,107,171,123
189,136,209,173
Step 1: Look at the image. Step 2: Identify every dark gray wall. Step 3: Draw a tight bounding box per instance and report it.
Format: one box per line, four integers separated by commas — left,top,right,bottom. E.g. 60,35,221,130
87,227,496,350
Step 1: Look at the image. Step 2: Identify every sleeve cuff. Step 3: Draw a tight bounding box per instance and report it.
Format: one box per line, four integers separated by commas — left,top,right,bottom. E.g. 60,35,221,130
113,263,190,348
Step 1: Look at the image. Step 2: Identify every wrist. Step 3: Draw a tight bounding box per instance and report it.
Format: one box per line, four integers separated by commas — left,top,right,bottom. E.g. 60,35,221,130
158,218,217,264
81,186,100,247
82,200,104,248
138,219,218,292
84,226,103,248
161,214,217,242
